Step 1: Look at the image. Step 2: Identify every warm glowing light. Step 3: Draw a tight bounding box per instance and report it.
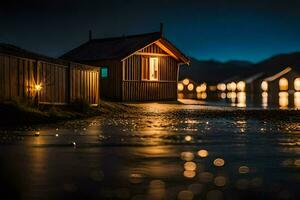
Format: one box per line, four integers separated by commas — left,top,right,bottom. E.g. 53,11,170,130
230,82,237,91
214,176,226,187
181,152,195,161
187,83,194,91
279,78,288,91
201,92,207,99
237,92,246,108
294,78,300,91
183,78,190,86
178,83,184,91
227,92,237,99
196,83,207,92
209,85,217,91
213,158,225,167
217,83,226,91
184,162,197,171
196,93,202,99
237,81,246,91
220,93,226,99
184,135,192,142
294,92,300,109
35,84,42,91
226,82,237,91
183,170,196,178
279,92,289,108
226,83,231,91
197,149,208,158
262,92,268,108
238,166,250,174
35,131,40,136
261,81,268,91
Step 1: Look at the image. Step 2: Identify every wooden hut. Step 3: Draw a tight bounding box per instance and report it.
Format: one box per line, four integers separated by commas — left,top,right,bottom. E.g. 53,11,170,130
60,30,189,101
0,43,99,105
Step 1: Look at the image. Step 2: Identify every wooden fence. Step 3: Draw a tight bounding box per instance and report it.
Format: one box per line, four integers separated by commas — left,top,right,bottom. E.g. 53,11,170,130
0,53,99,105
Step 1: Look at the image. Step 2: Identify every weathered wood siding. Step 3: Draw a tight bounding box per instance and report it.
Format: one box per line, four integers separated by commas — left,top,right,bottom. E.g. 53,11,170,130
70,63,99,105
0,54,36,101
0,53,99,105
38,61,68,104
86,60,122,100
122,43,179,101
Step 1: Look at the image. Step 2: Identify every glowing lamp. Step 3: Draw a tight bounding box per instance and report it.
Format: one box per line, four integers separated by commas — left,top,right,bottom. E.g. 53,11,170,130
178,83,184,91
226,83,231,91
183,78,190,86
237,81,246,91
261,81,268,91
201,92,207,99
230,82,237,91
35,84,42,91
187,83,194,91
200,83,207,92
279,78,288,91
217,83,226,91
294,78,300,91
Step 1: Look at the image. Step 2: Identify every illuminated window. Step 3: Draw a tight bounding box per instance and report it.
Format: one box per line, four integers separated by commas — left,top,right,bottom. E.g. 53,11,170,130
101,67,108,78
261,81,268,91
149,57,158,80
141,57,159,80
237,81,246,91
279,78,288,91
294,78,300,91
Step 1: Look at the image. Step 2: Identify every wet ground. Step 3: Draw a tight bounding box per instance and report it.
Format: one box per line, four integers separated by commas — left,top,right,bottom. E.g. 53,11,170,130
0,102,299,200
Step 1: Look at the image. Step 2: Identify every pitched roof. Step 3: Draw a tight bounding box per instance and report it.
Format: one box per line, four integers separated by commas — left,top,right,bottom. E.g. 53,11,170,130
60,32,189,63
0,43,68,65
264,67,292,82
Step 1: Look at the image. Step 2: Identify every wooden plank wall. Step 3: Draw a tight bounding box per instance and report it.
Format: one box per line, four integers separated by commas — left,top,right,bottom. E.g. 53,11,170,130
38,61,68,104
70,63,99,105
0,53,99,105
122,43,179,101
0,54,36,101
89,60,122,100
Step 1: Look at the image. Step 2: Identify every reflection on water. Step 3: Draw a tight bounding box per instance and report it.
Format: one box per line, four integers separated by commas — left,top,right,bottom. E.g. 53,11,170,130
237,92,246,108
279,91,289,109
294,92,300,109
1,104,300,199
179,90,300,109
262,92,268,108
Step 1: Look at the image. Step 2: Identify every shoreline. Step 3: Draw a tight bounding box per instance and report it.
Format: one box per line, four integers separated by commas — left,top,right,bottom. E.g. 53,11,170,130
0,100,299,130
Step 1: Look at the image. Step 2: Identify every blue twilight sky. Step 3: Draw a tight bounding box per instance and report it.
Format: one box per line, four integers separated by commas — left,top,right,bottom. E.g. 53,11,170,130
1,0,300,63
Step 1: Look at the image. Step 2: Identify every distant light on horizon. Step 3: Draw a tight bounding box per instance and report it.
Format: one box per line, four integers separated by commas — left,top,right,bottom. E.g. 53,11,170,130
237,81,246,92
261,81,268,91
279,78,288,91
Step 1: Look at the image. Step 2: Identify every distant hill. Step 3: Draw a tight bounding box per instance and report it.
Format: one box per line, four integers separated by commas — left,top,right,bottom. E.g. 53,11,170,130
179,57,253,84
181,52,300,84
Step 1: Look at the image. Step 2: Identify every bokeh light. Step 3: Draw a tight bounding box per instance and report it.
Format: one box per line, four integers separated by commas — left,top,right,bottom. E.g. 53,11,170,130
213,158,225,167
183,78,189,86
197,149,208,158
279,78,288,91
178,83,184,91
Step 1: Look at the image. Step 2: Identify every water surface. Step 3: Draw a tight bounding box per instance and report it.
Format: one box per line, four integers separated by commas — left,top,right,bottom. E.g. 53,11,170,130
0,103,299,200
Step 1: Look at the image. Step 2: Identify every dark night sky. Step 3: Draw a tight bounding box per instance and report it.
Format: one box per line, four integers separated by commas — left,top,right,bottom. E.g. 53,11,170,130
1,0,300,62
